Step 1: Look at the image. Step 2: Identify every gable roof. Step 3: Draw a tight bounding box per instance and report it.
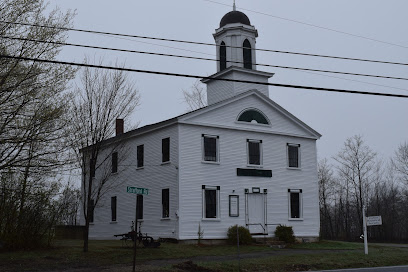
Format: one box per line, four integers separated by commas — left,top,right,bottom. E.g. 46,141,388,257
96,89,321,149
178,89,321,139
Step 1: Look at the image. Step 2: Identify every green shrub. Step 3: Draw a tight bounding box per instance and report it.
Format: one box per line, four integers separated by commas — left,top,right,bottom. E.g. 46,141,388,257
227,225,252,245
274,225,295,243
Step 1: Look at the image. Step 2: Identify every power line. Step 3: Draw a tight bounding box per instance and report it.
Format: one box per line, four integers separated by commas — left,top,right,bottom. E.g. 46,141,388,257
2,20,407,67
4,35,408,82
1,54,407,99
202,0,408,49
298,70,408,92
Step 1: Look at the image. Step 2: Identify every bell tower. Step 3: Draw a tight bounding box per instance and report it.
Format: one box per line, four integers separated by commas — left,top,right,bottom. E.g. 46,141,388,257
202,7,274,105
214,6,258,71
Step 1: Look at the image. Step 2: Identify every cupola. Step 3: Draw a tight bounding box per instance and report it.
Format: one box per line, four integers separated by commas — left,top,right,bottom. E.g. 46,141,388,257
202,5,274,105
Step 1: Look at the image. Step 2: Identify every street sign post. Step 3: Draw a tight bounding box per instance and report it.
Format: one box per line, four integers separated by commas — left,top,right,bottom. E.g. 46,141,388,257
366,216,382,226
362,205,368,255
362,209,383,256
127,186,149,272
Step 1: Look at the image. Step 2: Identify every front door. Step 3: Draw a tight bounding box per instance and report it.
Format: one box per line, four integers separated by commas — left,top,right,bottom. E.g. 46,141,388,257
246,193,266,234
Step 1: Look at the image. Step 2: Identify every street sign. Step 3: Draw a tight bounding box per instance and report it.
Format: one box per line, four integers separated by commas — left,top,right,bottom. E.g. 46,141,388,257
127,186,149,195
366,216,382,226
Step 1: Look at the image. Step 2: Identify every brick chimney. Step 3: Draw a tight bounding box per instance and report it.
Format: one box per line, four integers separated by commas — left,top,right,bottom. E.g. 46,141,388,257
116,119,124,136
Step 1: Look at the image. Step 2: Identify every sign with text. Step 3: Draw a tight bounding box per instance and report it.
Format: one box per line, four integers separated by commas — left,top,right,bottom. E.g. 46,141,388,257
366,216,382,226
229,195,239,217
127,186,149,195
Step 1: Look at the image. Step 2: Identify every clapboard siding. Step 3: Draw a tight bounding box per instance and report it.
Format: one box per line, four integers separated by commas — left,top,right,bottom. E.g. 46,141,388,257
87,125,179,240
83,91,320,241
206,73,234,105
206,70,270,105
182,95,313,138
178,123,319,240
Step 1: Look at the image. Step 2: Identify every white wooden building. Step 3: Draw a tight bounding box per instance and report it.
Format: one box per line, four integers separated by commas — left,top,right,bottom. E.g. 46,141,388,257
82,8,321,242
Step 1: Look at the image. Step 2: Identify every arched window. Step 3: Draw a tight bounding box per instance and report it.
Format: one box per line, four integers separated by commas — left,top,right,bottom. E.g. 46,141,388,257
243,39,252,69
237,109,269,125
220,41,227,71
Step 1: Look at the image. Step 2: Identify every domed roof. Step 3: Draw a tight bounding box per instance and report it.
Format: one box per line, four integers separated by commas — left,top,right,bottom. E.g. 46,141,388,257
219,10,251,28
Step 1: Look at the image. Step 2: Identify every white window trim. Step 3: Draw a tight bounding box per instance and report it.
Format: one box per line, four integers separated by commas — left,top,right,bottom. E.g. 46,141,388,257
202,185,220,219
247,139,263,167
287,143,301,169
202,134,220,163
288,189,303,220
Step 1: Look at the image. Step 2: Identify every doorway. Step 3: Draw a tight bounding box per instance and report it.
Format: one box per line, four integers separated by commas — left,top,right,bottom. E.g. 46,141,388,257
245,191,267,234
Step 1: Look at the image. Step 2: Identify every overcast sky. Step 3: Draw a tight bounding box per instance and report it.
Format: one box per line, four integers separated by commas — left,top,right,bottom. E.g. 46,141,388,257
49,0,408,163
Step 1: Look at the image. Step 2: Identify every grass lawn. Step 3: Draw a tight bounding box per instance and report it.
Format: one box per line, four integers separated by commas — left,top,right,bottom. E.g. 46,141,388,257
203,246,408,272
1,240,407,271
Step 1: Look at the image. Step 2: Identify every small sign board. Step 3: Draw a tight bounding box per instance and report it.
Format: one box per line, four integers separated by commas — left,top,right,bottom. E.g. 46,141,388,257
229,195,239,217
127,186,149,195
366,216,382,226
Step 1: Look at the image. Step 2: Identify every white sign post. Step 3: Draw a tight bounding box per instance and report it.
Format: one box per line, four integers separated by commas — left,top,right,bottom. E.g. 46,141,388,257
362,207,382,256
362,205,368,255
127,187,149,272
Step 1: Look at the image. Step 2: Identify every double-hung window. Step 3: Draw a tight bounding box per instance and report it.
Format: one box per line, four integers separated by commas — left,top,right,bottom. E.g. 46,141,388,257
287,144,300,168
162,189,169,218
288,189,303,219
162,137,170,163
137,144,144,168
202,134,219,162
247,139,262,166
89,199,95,223
202,185,220,219
136,195,143,220
112,152,118,173
90,158,95,178
111,196,117,222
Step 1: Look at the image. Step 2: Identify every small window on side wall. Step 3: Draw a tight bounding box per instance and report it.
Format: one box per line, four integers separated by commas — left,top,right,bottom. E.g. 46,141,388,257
162,189,169,218
112,152,118,173
137,144,144,168
202,134,219,162
288,189,302,219
136,195,143,220
89,199,95,223
202,185,220,219
162,137,170,163
287,144,300,168
111,196,117,222
90,158,95,178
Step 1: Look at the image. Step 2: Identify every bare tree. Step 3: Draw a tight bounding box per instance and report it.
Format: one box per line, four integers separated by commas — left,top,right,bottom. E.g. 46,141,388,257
0,0,75,171
318,158,336,238
58,182,81,225
67,59,140,252
334,135,377,238
392,142,408,185
0,0,75,249
182,80,207,111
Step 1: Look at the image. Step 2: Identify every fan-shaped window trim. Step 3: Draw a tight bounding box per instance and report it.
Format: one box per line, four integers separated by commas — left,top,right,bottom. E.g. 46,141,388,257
237,108,270,125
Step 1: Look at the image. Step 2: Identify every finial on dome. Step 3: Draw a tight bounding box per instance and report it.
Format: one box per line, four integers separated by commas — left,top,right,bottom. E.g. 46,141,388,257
233,0,236,11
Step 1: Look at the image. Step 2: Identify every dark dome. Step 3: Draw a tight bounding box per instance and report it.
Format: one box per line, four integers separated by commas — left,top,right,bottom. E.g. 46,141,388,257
219,11,251,28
